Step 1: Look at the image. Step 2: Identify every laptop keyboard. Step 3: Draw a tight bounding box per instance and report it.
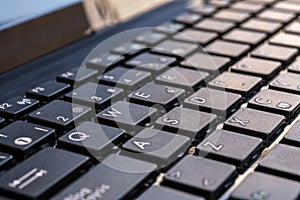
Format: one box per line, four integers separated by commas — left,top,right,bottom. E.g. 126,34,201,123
1,0,300,199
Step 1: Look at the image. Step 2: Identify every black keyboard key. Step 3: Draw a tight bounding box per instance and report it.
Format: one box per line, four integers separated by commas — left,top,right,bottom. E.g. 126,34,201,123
97,101,157,133
181,52,230,74
173,12,202,25
270,32,300,48
122,128,190,166
184,88,242,116
231,172,300,200
248,89,300,119
173,29,217,45
258,9,295,23
28,100,91,130
205,40,250,58
197,129,263,171
257,144,300,181
134,32,167,46
65,82,123,110
137,186,204,200
126,52,176,74
214,9,250,23
156,67,209,92
58,122,124,157
231,57,281,80
208,72,262,96
156,107,217,139
154,22,185,35
241,18,282,34
128,83,185,112
86,53,124,72
0,97,39,119
224,108,285,145
252,44,298,63
288,59,300,74
286,20,300,35
26,81,70,102
152,40,197,57
163,155,236,199
188,4,216,16
231,1,264,13
99,67,151,91
194,18,235,34
0,152,12,170
283,120,300,147
269,73,300,95
0,117,5,128
0,147,88,199
51,154,157,200
112,42,146,56
0,121,54,155
223,29,266,46
57,67,98,86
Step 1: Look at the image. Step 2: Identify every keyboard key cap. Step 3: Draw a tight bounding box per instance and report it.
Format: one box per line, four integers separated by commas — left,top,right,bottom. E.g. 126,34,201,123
248,89,300,119
257,144,300,181
0,147,88,199
86,53,124,72
57,67,98,86
231,1,264,13
26,81,70,102
152,40,197,57
194,18,235,33
173,12,202,25
270,32,300,48
64,82,123,110
224,108,285,145
252,44,298,63
288,59,300,74
272,1,300,13
208,72,262,96
0,152,12,170
223,29,267,46
205,40,250,58
231,57,281,80
188,4,216,16
28,100,91,131
126,52,176,74
231,172,300,200
99,67,151,91
97,101,157,133
122,128,190,166
258,9,295,23
137,186,204,200
154,22,185,35
269,73,300,95
214,9,250,23
286,20,300,35
128,83,185,112
155,107,217,139
0,121,54,155
112,42,146,56
181,52,230,74
163,155,236,199
156,67,209,92
134,32,167,46
173,29,217,45
184,88,242,116
282,120,300,147
51,154,157,200
197,129,263,171
241,18,282,33
0,97,39,119
58,122,124,157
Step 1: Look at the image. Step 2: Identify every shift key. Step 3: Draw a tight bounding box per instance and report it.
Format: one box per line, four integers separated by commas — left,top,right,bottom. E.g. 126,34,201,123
0,148,89,199
52,154,157,200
